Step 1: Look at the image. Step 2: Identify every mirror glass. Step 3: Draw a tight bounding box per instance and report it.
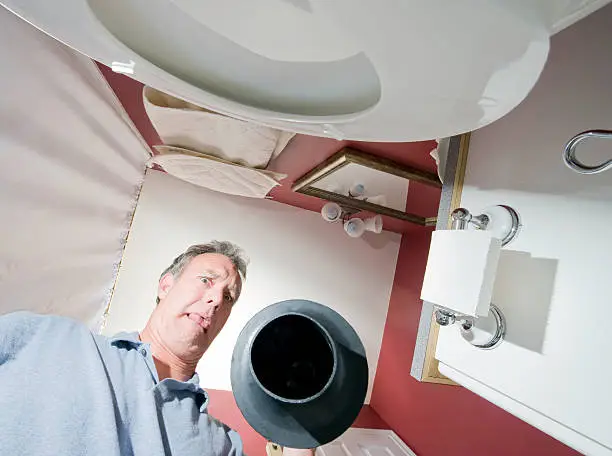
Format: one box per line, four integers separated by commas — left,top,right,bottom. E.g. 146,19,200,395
311,162,409,212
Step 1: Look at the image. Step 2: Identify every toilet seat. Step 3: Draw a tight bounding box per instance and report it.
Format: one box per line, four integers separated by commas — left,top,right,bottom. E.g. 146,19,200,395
1,0,556,141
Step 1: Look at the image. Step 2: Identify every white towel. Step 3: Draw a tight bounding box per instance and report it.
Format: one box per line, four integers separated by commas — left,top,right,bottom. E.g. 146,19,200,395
149,145,286,199
143,86,294,168
429,137,449,183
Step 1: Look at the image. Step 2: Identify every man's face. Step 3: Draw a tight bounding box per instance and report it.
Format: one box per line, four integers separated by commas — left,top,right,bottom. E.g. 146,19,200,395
153,253,241,359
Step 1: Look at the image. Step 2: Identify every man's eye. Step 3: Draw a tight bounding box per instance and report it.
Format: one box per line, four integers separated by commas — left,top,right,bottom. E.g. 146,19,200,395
224,294,233,303
200,277,209,284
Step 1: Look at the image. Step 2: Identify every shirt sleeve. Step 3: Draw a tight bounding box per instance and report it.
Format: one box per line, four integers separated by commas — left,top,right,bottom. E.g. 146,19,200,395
205,414,246,456
226,427,245,456
0,311,45,365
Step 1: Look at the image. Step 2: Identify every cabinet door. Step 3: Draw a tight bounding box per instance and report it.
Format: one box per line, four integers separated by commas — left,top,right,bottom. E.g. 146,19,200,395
317,429,416,456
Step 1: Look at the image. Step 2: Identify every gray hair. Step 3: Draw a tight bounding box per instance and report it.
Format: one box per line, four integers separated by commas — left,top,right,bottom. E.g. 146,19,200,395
157,241,248,304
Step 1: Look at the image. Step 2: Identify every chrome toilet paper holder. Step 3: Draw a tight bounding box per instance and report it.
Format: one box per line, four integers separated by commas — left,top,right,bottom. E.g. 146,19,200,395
433,205,520,349
435,304,506,350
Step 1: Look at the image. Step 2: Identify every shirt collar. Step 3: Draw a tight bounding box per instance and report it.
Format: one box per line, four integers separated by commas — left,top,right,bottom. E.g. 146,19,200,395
109,331,209,410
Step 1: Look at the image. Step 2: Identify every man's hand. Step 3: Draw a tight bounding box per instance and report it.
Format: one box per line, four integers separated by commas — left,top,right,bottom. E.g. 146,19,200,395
266,441,316,456
282,447,316,456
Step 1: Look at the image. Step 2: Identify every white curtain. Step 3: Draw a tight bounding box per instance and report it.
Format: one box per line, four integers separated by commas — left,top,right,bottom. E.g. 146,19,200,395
0,8,150,328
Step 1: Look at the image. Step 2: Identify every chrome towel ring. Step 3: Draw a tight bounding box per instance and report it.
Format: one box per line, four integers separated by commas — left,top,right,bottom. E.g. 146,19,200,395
563,130,612,175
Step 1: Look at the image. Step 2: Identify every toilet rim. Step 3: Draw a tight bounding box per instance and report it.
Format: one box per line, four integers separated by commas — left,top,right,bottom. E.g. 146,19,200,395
0,0,551,142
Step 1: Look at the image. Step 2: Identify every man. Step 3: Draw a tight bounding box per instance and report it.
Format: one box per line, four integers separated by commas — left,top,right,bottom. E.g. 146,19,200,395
0,241,312,456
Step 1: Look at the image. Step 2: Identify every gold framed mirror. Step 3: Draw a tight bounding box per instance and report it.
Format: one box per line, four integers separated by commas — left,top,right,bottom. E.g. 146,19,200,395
292,147,442,226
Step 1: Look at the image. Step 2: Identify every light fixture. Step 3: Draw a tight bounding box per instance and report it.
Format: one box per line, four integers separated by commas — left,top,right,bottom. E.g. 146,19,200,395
342,215,382,238
321,202,342,223
348,183,365,198
344,218,365,238
363,215,382,234
319,185,385,238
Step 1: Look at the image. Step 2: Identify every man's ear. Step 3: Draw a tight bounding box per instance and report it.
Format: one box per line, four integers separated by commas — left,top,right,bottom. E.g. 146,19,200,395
157,273,175,303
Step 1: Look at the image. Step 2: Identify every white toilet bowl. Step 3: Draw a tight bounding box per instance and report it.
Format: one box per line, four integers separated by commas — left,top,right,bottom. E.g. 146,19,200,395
0,0,597,141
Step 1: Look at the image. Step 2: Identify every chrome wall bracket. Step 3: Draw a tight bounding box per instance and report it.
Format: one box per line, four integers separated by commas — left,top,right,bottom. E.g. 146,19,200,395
435,304,506,350
451,205,520,246
459,304,506,349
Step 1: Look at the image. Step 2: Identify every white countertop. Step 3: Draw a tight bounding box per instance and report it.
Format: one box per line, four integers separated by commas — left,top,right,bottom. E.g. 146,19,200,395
435,5,612,453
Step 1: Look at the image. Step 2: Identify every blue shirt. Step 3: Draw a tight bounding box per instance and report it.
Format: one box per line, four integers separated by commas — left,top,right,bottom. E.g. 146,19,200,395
0,312,244,456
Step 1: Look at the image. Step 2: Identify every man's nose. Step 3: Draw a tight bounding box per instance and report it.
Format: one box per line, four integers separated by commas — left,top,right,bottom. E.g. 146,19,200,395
207,289,224,308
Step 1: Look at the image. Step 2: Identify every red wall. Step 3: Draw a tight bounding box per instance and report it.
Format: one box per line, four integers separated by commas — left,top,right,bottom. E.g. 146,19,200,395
207,390,389,456
97,62,577,455
96,63,161,148
369,229,580,456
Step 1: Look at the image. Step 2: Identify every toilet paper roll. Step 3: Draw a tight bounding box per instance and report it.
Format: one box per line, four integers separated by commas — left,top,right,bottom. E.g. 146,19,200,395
421,230,501,317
